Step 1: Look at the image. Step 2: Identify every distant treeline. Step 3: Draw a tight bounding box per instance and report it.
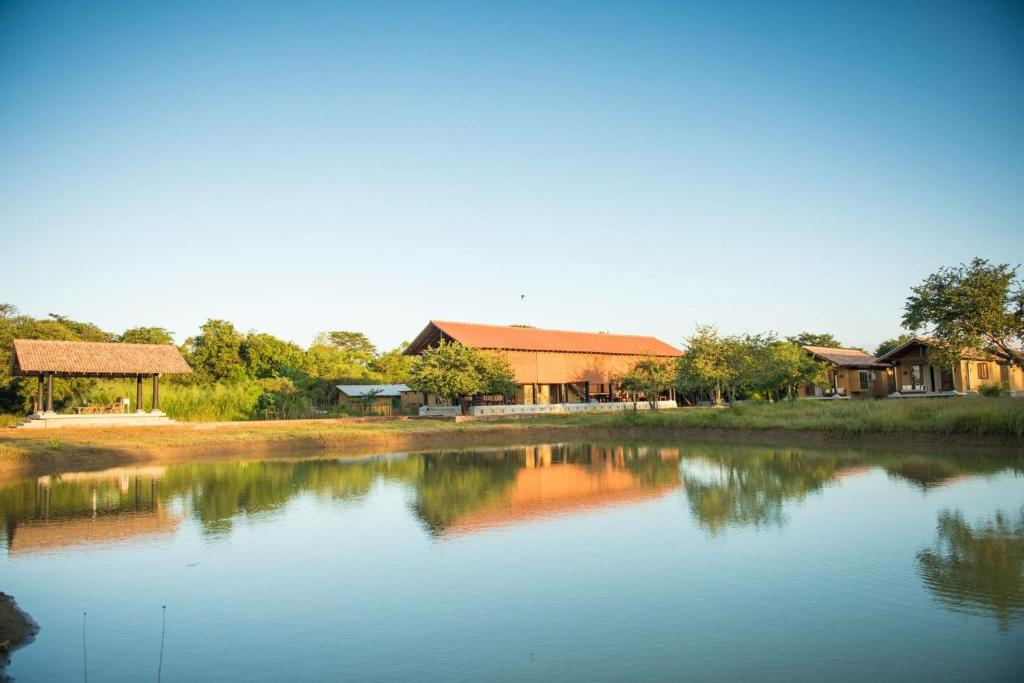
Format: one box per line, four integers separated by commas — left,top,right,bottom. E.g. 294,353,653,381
0,303,413,419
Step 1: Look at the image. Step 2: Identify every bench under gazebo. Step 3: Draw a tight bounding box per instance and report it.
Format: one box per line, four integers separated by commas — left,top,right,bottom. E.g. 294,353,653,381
10,339,192,428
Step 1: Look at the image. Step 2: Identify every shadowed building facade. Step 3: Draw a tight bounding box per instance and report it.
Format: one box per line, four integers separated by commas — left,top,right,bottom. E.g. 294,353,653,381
404,320,683,405
875,336,1024,395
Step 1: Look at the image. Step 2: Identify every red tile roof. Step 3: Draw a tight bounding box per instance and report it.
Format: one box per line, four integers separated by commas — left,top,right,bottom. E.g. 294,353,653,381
11,339,192,376
406,321,683,356
802,345,888,367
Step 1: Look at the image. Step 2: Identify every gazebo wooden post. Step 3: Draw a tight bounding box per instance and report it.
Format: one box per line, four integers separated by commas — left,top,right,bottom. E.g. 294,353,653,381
36,375,44,413
45,373,53,413
136,374,144,413
152,374,160,412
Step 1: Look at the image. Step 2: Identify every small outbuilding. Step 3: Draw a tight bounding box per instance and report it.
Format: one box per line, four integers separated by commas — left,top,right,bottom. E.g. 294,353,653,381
333,384,420,416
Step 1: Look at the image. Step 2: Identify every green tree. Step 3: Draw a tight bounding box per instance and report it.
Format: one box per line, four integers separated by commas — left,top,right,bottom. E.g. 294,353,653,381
676,325,734,405
477,351,517,399
241,333,306,380
786,332,844,348
369,342,415,384
621,357,674,409
749,337,827,401
305,331,379,383
322,331,377,361
185,319,247,383
119,327,175,345
903,258,1024,367
407,340,513,413
874,334,915,358
45,313,113,342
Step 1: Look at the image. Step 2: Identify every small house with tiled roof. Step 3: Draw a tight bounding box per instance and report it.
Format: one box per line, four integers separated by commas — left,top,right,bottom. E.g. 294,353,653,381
874,336,1024,395
405,320,683,406
799,345,891,398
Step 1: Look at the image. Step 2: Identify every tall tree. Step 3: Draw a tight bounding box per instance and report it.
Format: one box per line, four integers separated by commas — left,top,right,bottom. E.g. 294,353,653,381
369,342,416,384
241,333,306,380
903,258,1024,366
322,331,377,359
408,340,483,413
874,334,915,358
120,327,175,345
676,325,732,405
786,332,844,348
185,319,247,382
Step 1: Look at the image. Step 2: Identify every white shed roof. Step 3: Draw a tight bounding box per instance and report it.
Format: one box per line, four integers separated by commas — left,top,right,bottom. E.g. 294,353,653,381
335,384,412,397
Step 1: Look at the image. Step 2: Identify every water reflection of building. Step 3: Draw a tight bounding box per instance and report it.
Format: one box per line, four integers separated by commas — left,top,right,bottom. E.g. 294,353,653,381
443,445,681,536
4,466,182,556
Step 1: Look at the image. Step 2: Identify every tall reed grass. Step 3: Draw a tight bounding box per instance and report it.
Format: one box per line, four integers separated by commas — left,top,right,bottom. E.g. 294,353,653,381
85,380,263,422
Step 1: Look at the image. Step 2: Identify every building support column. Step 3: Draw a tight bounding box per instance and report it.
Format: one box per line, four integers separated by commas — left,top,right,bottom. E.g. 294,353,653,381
45,373,53,413
152,374,160,412
136,374,144,413
36,375,44,414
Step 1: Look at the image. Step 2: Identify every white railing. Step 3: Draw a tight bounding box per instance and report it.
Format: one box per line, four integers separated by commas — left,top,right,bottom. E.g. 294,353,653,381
417,405,461,417
468,400,677,417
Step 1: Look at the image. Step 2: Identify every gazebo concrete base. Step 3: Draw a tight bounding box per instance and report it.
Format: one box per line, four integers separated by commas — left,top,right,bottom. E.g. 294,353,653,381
15,411,177,429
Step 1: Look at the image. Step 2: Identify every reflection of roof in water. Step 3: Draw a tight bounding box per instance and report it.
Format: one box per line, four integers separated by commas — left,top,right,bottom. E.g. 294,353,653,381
832,465,872,480
38,465,167,486
445,463,678,537
7,509,183,556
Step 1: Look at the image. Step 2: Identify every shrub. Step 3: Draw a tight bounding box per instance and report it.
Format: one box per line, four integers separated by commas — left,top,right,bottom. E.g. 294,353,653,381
979,384,1005,398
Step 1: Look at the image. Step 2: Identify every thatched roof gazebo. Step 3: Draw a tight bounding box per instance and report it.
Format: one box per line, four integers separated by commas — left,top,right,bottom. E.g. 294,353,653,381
10,339,192,428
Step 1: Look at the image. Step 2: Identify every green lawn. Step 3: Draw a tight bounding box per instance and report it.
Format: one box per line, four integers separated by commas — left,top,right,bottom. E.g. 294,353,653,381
559,397,1024,438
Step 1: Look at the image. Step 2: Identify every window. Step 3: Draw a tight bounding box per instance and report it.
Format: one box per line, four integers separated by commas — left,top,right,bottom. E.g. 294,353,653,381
910,365,923,386
978,362,990,380
859,371,870,391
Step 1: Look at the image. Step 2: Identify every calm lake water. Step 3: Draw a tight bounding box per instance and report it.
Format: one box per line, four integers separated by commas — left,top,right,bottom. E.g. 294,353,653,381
2,442,1023,681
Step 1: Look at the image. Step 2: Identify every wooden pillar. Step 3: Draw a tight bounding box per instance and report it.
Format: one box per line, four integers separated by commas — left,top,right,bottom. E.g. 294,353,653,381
152,374,160,412
37,375,44,413
609,381,615,402
45,373,53,412
136,374,144,412
584,382,590,402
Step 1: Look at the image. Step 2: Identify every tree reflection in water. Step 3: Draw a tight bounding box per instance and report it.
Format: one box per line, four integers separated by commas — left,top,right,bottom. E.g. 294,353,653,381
917,507,1024,630
0,445,682,547
679,447,852,533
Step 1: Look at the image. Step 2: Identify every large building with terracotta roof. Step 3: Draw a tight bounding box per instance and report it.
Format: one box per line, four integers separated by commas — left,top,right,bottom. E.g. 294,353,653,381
405,320,683,405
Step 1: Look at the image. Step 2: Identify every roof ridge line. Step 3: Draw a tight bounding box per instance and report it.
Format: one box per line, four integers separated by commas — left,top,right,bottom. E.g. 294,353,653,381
430,320,663,339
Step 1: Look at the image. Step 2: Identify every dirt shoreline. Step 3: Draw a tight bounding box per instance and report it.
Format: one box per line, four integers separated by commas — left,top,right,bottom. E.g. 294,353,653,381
1,416,1021,478
0,593,38,682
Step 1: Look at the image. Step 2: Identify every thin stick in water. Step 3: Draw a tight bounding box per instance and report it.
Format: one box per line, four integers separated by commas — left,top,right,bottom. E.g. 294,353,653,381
82,611,88,683
157,605,167,683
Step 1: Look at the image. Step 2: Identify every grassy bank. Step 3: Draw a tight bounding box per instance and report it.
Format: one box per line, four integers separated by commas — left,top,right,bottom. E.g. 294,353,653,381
1,398,1021,477
582,396,1024,438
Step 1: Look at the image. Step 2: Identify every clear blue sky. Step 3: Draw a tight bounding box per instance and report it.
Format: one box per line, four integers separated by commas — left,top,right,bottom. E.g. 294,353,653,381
2,1,1022,352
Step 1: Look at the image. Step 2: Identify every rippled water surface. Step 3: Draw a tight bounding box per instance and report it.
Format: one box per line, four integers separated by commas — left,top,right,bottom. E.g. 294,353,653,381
2,442,1023,681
